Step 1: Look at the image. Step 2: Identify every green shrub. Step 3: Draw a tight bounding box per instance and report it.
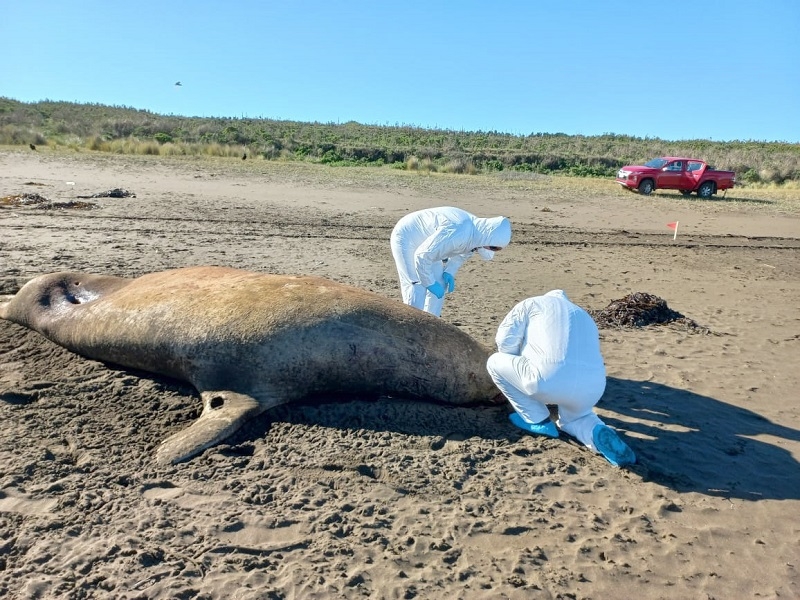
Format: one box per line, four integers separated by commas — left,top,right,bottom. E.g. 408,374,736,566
483,159,504,172
740,168,761,184
319,149,343,164
566,164,613,178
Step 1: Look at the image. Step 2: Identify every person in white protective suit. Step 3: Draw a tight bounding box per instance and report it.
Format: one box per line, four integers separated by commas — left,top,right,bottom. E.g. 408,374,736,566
486,290,636,467
390,207,512,317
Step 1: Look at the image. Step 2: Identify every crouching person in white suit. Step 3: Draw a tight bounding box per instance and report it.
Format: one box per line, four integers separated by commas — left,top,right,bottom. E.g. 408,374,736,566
486,290,636,467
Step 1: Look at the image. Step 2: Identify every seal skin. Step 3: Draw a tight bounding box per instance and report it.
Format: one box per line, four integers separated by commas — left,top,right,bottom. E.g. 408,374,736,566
1,266,502,464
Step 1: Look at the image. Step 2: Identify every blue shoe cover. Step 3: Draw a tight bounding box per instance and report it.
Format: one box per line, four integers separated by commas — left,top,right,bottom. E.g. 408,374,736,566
509,413,559,438
592,424,636,467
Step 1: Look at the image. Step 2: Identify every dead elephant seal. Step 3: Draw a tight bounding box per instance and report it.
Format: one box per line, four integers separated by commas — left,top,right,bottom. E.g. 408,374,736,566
1,266,502,463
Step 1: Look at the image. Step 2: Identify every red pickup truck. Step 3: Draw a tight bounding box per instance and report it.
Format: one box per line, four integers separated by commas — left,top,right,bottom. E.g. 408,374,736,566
616,157,736,198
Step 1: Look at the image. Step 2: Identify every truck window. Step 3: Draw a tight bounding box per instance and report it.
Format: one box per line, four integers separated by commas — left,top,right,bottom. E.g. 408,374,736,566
666,161,683,171
644,158,669,168
687,161,703,172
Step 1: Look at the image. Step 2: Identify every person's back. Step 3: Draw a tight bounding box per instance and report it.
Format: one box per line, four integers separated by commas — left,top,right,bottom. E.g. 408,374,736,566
497,290,602,368
521,291,603,368
404,206,471,233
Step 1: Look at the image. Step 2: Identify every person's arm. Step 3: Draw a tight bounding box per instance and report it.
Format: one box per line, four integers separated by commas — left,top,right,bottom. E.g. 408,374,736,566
442,252,469,277
413,225,460,287
495,303,528,355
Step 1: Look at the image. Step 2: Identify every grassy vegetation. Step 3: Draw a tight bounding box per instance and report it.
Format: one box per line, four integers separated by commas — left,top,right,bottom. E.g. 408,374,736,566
2,97,799,184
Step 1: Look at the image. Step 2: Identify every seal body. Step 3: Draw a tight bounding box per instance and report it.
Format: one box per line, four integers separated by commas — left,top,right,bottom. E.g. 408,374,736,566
1,266,502,463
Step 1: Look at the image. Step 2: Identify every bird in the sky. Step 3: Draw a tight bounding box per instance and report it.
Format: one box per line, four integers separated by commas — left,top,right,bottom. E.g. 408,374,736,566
175,81,182,86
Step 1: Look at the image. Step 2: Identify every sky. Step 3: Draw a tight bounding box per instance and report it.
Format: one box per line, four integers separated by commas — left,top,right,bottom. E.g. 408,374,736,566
2,1,799,143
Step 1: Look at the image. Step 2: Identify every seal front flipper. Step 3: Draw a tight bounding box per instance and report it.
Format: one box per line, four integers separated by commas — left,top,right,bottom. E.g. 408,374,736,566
156,390,267,465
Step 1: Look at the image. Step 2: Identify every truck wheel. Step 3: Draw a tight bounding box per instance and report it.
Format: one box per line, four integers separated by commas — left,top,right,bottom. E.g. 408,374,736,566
697,182,715,198
679,189,692,196
638,179,654,195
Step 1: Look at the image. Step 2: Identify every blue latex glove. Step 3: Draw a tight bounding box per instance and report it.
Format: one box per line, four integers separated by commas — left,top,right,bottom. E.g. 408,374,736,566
442,272,456,294
426,282,445,299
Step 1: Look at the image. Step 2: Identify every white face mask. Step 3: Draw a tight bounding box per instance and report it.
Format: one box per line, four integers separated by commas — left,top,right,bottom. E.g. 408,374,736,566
476,247,495,261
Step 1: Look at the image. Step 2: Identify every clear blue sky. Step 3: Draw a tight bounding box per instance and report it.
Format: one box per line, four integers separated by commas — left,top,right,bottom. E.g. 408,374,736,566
2,1,799,142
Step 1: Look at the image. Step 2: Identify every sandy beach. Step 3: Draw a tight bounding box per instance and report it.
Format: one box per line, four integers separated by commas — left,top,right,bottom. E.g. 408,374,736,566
1,147,799,599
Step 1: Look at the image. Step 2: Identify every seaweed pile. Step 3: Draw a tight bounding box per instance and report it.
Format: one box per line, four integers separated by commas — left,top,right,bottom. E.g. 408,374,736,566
1,187,135,209
34,200,97,210
590,292,709,333
76,188,136,199
0,192,50,207
0,193,96,210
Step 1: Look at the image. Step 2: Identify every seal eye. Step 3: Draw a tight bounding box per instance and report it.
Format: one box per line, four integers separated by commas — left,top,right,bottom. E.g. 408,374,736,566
210,396,225,409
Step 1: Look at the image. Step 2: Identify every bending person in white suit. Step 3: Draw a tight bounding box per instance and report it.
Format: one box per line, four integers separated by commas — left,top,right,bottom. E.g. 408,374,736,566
390,207,512,317
486,290,636,467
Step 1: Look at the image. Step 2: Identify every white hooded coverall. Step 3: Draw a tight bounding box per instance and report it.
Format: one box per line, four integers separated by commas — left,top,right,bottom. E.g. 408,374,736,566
486,290,607,450
390,207,512,316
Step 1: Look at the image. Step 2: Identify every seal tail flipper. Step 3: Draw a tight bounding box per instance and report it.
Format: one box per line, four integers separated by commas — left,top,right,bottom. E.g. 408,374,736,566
156,390,267,464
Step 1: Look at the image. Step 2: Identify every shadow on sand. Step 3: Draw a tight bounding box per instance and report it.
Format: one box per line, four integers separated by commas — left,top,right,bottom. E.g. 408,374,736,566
252,376,800,502
599,377,800,501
